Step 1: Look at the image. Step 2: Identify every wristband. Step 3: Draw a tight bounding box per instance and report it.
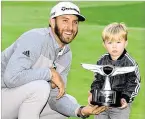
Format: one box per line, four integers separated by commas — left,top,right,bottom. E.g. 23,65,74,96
77,106,90,119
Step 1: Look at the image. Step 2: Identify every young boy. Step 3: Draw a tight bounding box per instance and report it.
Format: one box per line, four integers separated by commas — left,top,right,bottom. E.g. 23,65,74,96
88,22,141,119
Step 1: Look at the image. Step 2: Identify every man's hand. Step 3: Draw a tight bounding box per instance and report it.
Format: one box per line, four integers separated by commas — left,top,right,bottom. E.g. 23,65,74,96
119,98,128,109
88,91,92,105
51,81,57,89
80,105,107,116
50,68,65,99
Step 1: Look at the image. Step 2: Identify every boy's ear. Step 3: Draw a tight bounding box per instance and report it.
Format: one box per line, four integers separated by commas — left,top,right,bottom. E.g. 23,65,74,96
49,19,55,29
125,41,128,48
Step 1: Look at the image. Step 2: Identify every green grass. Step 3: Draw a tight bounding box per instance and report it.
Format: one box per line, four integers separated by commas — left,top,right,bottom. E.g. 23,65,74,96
1,1,145,119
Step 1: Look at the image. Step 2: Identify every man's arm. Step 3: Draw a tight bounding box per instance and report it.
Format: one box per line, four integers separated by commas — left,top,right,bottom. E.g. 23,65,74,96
48,50,106,117
48,50,79,117
3,31,52,88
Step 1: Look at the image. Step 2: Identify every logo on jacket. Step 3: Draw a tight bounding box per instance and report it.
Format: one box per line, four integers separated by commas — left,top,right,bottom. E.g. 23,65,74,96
22,50,30,57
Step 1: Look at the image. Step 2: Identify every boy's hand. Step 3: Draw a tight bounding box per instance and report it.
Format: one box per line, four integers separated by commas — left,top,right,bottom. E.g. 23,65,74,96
50,68,65,99
119,98,128,109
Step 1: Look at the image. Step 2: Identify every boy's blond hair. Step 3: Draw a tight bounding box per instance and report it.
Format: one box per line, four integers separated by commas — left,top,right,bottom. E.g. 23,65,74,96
102,22,128,42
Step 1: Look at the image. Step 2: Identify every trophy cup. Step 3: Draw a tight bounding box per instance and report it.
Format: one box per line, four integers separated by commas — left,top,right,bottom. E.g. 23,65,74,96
81,63,136,107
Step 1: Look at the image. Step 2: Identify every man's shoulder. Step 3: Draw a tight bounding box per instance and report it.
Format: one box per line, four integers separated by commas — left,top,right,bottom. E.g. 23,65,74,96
26,28,50,36
20,28,51,43
13,28,52,49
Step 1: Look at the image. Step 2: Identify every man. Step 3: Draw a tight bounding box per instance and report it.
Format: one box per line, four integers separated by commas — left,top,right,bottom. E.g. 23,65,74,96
1,2,106,119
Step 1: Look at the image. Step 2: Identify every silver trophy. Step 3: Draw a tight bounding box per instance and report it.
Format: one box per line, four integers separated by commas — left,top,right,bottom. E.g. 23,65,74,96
81,63,136,107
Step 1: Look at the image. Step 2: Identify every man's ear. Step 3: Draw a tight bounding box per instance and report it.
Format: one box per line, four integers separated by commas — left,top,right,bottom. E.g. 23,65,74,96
49,18,55,29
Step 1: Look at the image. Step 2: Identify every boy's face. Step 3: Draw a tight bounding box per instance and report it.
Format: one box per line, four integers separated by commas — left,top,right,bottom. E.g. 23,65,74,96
103,38,128,60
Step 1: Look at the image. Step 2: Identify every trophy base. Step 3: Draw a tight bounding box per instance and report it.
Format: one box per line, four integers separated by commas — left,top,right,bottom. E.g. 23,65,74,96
91,89,122,107
91,102,121,107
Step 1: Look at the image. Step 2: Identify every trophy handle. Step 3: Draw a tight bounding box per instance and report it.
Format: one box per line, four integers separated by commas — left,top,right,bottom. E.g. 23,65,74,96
81,63,104,75
102,76,111,90
112,66,136,76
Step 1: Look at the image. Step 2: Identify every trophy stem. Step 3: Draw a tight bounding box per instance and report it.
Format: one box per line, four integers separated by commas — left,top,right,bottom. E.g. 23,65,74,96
102,76,111,90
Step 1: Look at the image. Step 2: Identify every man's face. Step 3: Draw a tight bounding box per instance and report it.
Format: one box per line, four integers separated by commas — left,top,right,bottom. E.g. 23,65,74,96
54,15,79,44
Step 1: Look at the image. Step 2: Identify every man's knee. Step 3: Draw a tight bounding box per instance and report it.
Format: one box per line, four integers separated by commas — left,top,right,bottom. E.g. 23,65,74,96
26,80,51,100
32,80,50,90
2,80,51,119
